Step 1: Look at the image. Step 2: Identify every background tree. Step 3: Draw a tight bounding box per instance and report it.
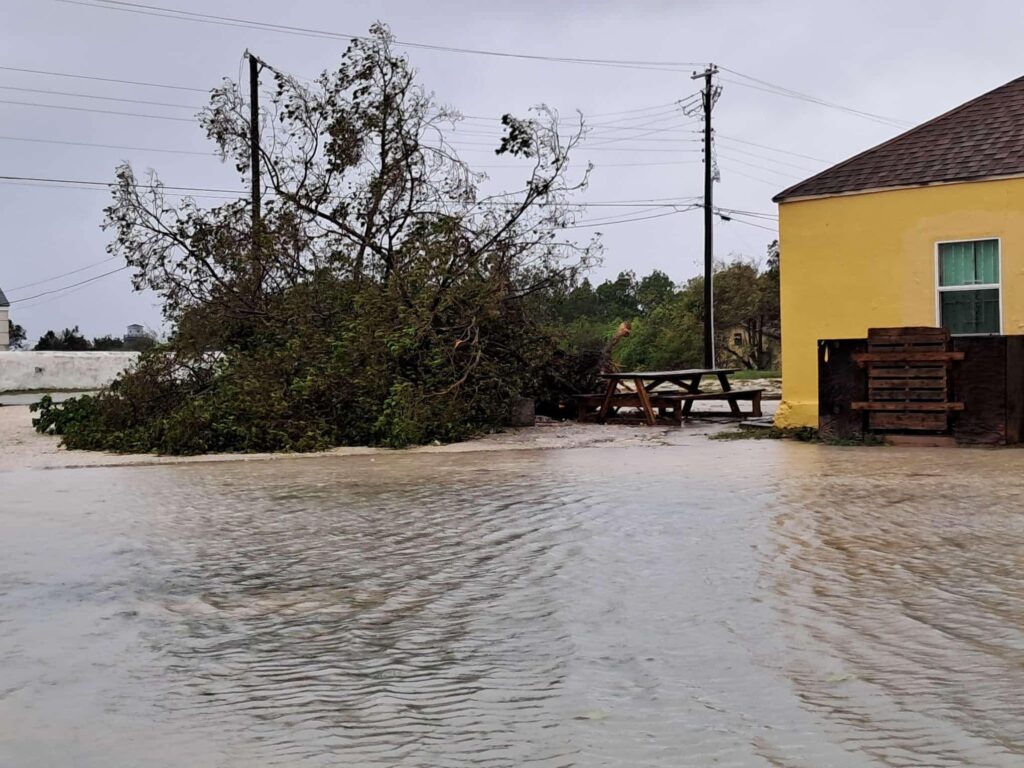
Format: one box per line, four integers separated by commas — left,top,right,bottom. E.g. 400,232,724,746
8,321,26,350
34,326,91,351
91,335,125,350
553,254,780,374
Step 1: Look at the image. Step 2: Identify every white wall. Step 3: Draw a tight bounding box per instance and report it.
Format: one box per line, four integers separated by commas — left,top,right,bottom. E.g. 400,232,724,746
0,351,138,392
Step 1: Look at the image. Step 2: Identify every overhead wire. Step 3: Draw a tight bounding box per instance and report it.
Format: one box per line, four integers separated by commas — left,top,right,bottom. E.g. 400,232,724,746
717,165,787,188
0,64,207,92
65,1,704,72
0,85,201,110
0,174,704,208
719,67,911,128
716,206,778,220
715,134,831,163
709,143,818,172
717,213,778,233
0,98,196,121
714,153,804,179
560,206,699,229
7,255,121,292
0,135,214,156
9,266,131,304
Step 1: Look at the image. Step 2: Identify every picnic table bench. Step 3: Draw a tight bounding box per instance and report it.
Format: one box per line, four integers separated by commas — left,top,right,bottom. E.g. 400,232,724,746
576,369,763,426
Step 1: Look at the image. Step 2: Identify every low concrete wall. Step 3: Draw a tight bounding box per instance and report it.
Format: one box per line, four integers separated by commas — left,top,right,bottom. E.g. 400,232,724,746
0,351,138,392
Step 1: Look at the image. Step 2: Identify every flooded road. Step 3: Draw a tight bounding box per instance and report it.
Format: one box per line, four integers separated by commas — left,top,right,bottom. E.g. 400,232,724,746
3,442,1024,766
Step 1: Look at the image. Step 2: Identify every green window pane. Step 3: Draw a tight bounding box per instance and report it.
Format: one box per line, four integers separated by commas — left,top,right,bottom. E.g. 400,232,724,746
975,239,999,283
940,288,1000,334
939,239,999,286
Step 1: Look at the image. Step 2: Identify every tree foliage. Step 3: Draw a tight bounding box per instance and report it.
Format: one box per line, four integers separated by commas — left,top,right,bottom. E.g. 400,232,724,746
36,25,597,454
8,321,26,350
30,327,156,352
34,326,91,351
554,249,780,373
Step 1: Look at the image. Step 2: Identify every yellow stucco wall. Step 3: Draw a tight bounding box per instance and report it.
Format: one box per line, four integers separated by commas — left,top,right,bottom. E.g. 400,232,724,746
776,176,1024,428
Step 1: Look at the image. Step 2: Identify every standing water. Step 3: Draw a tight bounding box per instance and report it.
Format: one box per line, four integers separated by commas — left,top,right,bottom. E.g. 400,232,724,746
3,442,1024,766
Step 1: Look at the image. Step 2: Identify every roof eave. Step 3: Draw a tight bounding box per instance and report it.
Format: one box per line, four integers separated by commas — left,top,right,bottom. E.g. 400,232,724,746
774,171,1024,205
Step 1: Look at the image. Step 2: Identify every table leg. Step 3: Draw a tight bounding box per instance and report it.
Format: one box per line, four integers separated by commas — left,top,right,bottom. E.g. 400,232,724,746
634,377,657,426
718,372,742,416
597,378,618,423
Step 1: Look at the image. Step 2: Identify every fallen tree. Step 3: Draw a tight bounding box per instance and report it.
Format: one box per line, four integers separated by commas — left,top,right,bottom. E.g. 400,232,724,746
34,25,597,453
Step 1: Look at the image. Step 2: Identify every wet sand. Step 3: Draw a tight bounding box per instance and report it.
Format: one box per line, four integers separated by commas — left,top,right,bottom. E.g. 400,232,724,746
0,402,768,471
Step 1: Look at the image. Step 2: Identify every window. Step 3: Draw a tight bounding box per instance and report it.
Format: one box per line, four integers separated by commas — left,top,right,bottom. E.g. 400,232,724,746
937,239,1001,335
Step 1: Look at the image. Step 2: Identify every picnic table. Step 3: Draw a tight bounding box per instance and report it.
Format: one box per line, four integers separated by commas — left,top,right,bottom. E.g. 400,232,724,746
577,368,763,426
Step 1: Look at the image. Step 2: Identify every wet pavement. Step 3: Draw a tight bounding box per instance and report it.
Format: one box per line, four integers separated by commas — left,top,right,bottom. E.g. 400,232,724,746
3,441,1024,766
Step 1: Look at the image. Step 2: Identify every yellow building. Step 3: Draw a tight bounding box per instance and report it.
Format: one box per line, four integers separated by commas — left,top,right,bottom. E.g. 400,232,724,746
773,76,1024,428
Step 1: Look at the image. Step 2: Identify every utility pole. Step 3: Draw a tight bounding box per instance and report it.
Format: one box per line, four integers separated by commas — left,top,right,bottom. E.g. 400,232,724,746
691,64,718,369
246,51,261,256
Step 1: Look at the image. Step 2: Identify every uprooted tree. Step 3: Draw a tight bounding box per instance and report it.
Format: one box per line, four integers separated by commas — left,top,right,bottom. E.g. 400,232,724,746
34,24,598,453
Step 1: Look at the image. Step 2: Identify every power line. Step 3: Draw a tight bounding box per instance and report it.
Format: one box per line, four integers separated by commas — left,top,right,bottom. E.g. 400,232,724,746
717,164,786,187
0,98,196,121
587,121,703,146
0,135,213,156
709,143,819,172
69,0,703,72
0,179,243,201
0,173,702,207
0,85,200,110
443,125,700,144
7,256,121,292
11,278,111,312
475,158,702,169
715,210,778,232
716,206,778,220
0,64,207,93
580,102,686,118
451,139,703,153
715,153,804,179
716,134,830,163
560,207,697,230
0,174,243,194
9,266,130,304
719,68,911,128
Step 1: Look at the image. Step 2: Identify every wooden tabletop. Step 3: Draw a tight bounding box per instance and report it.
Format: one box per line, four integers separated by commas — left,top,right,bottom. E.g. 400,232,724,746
599,368,737,379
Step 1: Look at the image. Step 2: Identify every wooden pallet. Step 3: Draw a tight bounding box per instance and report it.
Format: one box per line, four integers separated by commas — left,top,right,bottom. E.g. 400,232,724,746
850,327,964,432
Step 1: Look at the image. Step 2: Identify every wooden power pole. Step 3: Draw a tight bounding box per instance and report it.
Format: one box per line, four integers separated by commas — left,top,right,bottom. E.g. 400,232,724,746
692,64,718,368
247,51,261,255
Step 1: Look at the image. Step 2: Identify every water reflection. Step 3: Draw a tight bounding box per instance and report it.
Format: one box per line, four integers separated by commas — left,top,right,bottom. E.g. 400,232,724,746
3,443,1024,766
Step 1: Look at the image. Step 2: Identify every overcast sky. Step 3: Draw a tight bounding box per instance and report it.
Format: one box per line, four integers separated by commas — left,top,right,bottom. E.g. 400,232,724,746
3,0,1023,342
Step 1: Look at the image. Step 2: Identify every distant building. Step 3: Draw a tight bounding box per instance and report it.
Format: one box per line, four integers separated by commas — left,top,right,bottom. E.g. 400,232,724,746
124,324,154,341
718,324,779,370
0,285,9,348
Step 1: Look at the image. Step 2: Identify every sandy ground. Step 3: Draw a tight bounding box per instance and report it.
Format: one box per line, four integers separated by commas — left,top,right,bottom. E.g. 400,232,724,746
0,399,777,472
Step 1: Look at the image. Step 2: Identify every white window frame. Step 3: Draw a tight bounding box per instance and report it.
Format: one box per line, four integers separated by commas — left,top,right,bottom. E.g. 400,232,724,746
934,237,1003,336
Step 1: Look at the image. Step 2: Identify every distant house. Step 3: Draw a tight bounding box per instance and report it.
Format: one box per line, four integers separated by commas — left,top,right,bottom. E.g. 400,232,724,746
773,75,1024,428
718,324,779,370
0,285,9,348
124,324,157,342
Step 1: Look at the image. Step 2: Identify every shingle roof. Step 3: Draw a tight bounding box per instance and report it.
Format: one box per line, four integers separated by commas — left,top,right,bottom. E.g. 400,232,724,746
0,286,8,307
774,75,1024,202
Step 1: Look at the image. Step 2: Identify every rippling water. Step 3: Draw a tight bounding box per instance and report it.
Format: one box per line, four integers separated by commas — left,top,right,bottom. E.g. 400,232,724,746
3,443,1024,766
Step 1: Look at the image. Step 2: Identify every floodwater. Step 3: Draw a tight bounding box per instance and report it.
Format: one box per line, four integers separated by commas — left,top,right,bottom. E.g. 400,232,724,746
3,442,1024,767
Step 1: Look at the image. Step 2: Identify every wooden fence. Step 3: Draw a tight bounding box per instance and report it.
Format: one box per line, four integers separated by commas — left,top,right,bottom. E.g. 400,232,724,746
818,335,1024,445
